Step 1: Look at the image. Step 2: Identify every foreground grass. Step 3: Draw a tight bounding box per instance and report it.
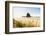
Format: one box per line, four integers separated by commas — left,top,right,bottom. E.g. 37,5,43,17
13,17,40,28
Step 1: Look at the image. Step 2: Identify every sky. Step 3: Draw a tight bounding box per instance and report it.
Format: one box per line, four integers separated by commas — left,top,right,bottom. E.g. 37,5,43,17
12,6,40,18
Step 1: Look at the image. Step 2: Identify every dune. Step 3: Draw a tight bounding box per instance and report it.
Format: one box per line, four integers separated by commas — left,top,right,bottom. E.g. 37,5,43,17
13,17,40,28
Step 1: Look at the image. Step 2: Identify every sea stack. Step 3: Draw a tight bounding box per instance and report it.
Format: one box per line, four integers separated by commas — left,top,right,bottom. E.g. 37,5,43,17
26,13,31,17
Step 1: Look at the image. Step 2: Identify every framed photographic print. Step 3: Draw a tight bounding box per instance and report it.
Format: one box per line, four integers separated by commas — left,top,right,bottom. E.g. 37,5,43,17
5,1,45,34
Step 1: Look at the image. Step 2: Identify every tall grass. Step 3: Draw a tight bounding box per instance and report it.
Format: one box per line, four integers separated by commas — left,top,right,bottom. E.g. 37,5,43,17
13,17,40,28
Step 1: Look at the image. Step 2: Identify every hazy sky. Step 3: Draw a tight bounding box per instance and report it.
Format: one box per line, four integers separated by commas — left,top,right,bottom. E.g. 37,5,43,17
12,6,40,18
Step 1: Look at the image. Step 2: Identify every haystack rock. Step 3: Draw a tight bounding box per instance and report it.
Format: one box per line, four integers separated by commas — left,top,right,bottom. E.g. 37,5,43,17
22,13,31,17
